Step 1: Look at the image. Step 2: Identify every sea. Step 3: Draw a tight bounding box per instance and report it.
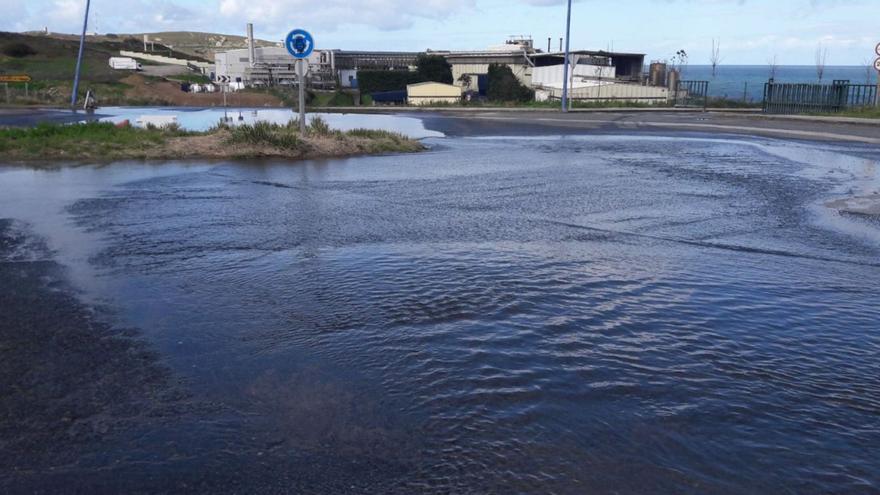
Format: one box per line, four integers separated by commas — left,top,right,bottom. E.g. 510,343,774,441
678,65,877,102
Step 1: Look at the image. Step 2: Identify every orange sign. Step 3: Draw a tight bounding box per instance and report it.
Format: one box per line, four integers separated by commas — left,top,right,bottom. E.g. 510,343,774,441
0,74,31,83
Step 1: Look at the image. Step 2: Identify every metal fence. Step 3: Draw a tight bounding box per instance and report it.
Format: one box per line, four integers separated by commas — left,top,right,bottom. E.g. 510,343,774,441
762,80,878,114
673,80,709,108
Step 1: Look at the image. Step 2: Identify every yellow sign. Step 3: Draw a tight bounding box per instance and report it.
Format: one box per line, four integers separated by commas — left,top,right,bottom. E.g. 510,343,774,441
0,74,32,83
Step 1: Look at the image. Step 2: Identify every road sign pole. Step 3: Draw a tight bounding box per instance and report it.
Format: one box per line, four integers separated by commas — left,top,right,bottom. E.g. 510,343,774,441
297,59,306,133
286,29,314,132
561,0,572,113
71,0,91,109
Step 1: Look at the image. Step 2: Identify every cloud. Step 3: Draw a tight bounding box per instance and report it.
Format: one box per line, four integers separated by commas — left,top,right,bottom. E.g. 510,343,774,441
217,0,477,31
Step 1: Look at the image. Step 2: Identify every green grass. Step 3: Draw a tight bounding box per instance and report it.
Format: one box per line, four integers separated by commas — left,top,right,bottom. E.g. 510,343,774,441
823,107,880,119
167,73,211,84
227,121,301,150
311,91,356,107
0,122,191,159
1,120,423,161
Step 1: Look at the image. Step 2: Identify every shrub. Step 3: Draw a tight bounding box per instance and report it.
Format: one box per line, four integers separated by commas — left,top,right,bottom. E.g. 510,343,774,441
487,64,534,103
308,116,331,135
415,54,453,84
2,42,37,58
229,121,300,150
357,70,423,96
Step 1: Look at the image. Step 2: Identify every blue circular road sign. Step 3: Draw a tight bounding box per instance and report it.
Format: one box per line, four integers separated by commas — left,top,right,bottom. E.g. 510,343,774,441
285,29,315,59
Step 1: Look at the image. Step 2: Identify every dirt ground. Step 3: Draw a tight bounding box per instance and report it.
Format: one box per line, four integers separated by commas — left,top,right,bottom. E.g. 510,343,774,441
119,74,285,107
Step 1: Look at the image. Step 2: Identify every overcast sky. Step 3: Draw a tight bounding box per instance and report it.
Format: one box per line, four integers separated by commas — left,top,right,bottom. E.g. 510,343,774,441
3,0,877,65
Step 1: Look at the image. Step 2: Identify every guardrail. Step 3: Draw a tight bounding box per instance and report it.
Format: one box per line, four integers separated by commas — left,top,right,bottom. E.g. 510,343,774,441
762,80,878,114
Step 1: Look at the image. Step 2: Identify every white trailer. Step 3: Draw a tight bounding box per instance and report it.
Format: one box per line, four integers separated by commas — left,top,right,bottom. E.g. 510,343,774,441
109,57,142,71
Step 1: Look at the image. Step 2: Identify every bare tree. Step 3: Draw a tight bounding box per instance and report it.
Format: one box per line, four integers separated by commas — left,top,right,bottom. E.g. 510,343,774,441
672,49,688,76
768,54,778,80
815,45,828,82
710,39,722,78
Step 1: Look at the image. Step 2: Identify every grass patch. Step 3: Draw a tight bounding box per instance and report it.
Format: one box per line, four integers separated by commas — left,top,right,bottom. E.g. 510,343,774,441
167,73,212,85
0,122,192,160
814,107,880,119
227,121,301,150
311,91,356,107
0,120,424,162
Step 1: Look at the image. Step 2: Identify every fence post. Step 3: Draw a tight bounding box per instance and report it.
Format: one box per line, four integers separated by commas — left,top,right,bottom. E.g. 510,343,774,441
876,72,880,107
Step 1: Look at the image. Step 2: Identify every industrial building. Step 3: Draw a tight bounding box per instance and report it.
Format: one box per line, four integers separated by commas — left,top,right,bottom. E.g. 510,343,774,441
212,28,667,103
214,25,421,90
407,82,462,106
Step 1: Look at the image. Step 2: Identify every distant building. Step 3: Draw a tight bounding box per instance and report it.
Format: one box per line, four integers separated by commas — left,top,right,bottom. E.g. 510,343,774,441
407,82,462,106
214,47,420,89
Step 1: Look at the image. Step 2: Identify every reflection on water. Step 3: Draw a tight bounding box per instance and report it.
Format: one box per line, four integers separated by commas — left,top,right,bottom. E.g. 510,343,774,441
1,132,879,493
93,106,444,139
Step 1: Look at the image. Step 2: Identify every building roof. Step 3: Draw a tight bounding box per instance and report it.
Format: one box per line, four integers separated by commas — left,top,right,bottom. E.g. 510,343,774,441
407,81,458,88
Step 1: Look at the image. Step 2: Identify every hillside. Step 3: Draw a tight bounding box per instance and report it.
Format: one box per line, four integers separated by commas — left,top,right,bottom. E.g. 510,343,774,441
0,32,283,107
22,30,278,61
130,31,279,60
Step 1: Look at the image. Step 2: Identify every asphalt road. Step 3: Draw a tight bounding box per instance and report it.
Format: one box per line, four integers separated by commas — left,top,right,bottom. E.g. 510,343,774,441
2,107,877,144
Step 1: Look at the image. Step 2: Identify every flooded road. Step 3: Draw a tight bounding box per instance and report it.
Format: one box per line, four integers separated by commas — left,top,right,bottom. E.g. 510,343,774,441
2,117,880,493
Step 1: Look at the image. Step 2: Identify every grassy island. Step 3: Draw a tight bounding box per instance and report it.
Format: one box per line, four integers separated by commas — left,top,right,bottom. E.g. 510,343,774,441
0,118,425,162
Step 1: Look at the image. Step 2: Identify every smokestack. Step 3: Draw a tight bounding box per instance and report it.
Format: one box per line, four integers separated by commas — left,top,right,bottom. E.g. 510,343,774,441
547,37,551,53
247,23,256,67
559,37,563,52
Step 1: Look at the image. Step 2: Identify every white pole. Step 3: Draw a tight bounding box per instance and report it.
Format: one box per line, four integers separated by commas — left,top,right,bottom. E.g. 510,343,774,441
297,59,306,132
561,0,573,112
71,0,91,108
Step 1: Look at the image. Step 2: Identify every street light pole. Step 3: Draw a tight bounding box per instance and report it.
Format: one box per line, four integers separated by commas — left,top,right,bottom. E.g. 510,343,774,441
71,0,91,109
561,0,572,112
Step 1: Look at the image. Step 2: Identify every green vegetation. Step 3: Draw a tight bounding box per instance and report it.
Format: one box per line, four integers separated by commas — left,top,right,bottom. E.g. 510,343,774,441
487,64,534,103
168,73,211,84
0,122,186,159
2,42,37,58
415,54,453,85
223,118,421,155
227,120,301,149
820,107,880,119
705,97,760,109
0,120,423,162
357,70,423,96
311,90,355,107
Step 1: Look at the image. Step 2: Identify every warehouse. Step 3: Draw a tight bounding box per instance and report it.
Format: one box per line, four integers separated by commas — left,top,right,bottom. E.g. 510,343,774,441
407,82,462,106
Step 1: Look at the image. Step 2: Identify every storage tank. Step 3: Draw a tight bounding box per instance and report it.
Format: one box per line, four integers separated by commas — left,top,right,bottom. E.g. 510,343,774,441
649,62,667,87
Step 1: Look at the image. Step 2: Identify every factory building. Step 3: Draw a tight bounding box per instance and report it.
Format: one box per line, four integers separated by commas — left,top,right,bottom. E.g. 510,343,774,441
215,47,421,89
214,25,421,90
443,38,648,94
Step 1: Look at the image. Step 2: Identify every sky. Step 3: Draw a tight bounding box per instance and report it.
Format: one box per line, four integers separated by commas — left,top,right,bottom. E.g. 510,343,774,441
2,0,878,65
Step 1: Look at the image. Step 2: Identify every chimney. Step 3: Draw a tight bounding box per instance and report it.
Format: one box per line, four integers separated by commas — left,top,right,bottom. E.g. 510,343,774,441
559,38,563,52
247,23,256,67
547,37,551,53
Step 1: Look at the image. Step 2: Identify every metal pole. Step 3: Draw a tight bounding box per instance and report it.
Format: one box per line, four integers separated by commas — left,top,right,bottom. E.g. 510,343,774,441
561,0,572,112
71,0,91,109
876,70,880,107
297,59,306,132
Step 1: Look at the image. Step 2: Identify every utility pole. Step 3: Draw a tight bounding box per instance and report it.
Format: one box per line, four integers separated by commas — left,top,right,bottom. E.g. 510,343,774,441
561,0,572,112
71,0,91,109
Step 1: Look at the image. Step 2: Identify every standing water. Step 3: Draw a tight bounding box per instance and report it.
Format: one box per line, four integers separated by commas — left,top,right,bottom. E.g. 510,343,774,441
1,115,879,494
